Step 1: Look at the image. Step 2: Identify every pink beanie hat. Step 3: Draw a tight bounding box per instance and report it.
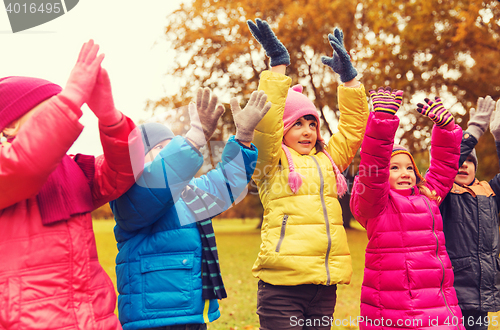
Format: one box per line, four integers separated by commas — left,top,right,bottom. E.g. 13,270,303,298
283,85,323,141
281,84,347,197
0,76,62,131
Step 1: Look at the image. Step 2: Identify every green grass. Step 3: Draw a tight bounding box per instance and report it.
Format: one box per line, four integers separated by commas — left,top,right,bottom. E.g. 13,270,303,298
93,219,500,330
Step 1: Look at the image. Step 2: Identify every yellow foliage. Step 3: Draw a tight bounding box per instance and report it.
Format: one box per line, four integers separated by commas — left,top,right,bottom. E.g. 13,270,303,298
152,0,500,184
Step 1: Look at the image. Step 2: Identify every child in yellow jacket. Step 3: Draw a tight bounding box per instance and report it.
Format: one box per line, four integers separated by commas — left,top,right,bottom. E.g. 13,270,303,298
247,19,369,329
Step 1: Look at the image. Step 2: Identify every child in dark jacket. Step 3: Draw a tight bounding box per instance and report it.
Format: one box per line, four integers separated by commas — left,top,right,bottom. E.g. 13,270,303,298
440,96,500,330
110,88,271,330
350,88,465,329
0,40,140,330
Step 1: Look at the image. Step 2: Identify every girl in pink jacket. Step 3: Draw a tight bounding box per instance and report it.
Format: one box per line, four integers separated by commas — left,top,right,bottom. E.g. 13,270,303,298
350,87,465,329
0,41,141,329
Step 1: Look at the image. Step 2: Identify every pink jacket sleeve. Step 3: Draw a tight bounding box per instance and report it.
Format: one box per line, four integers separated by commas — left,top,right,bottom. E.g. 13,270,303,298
350,112,399,228
91,115,143,209
424,124,462,204
0,96,83,209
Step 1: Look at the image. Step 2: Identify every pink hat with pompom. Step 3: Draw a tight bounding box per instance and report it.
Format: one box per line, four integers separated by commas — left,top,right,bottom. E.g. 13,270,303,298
281,84,347,197
283,85,323,141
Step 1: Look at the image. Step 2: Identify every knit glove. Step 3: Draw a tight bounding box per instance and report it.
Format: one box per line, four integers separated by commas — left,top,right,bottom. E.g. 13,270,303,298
416,97,454,129
369,86,403,115
490,98,500,142
230,90,272,142
247,18,290,67
467,95,495,140
86,68,122,126
185,87,225,147
321,28,358,83
60,40,105,108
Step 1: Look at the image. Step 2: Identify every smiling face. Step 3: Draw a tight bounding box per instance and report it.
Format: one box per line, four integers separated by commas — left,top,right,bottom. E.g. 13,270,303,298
454,156,476,186
389,153,417,190
283,116,318,155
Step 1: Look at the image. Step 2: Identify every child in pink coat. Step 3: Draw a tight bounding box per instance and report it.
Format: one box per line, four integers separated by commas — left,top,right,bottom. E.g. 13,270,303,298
0,40,141,329
350,87,465,329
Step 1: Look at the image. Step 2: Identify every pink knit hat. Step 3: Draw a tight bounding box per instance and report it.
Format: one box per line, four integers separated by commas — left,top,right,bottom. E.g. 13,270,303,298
0,76,62,131
283,85,323,141
281,84,347,197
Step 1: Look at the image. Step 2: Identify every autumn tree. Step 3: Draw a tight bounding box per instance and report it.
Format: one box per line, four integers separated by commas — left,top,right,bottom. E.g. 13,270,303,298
150,0,500,223
358,0,500,180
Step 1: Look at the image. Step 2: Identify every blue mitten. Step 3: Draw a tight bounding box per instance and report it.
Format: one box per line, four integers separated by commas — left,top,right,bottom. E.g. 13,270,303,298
247,18,290,67
321,28,357,83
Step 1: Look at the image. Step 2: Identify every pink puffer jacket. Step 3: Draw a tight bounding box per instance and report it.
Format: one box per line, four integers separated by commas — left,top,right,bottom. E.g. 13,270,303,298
350,112,465,330
0,95,138,330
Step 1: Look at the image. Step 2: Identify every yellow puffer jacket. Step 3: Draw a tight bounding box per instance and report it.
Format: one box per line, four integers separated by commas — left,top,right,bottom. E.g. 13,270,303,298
252,70,369,286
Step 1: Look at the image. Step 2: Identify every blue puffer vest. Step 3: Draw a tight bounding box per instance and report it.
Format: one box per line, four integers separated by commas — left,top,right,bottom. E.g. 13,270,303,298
111,136,257,330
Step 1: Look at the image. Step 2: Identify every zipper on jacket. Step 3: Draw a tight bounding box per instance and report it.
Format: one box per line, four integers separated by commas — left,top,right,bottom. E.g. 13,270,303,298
275,215,289,252
309,155,332,285
423,197,459,329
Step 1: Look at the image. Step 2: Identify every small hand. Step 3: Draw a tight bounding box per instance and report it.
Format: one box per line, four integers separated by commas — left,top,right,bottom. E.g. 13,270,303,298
230,90,272,142
489,98,500,142
185,87,225,147
320,28,357,83
369,86,403,115
247,18,290,67
60,40,105,108
87,68,122,126
466,95,495,140
416,96,454,129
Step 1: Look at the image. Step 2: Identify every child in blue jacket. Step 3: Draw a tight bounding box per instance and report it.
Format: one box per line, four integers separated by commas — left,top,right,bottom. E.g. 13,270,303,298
110,88,271,330
440,96,500,330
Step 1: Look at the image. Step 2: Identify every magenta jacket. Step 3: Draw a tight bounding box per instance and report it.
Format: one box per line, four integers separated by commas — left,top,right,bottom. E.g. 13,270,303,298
0,95,139,330
350,112,465,329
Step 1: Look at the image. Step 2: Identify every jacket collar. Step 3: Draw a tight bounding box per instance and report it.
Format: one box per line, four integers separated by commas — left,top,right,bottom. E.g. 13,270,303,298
391,185,419,197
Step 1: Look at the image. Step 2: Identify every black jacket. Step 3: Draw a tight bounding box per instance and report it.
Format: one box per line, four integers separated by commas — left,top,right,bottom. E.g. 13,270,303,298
440,132,500,312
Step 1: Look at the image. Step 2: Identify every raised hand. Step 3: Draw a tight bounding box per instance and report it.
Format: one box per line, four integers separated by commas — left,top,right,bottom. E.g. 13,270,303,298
86,68,122,126
489,98,500,142
185,87,225,147
321,28,357,83
60,40,105,108
230,90,272,142
247,18,290,67
467,95,495,140
369,86,403,115
416,97,454,129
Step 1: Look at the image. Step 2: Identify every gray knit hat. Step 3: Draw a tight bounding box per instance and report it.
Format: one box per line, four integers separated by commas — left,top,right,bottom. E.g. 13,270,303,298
468,149,478,172
139,122,175,156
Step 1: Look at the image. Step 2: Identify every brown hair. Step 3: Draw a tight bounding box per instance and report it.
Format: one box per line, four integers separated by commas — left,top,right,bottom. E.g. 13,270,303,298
302,114,324,153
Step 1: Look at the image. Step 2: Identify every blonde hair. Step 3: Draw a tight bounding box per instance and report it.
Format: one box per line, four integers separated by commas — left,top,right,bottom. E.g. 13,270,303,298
1,102,44,141
1,120,21,140
417,179,441,203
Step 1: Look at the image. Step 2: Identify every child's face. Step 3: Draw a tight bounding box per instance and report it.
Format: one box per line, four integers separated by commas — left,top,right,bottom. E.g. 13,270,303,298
1,99,48,139
283,117,317,155
389,153,417,190
454,156,475,186
144,139,170,163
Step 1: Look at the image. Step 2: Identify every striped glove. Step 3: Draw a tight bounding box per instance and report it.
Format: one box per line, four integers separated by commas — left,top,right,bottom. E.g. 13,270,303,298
416,97,454,128
369,86,403,115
